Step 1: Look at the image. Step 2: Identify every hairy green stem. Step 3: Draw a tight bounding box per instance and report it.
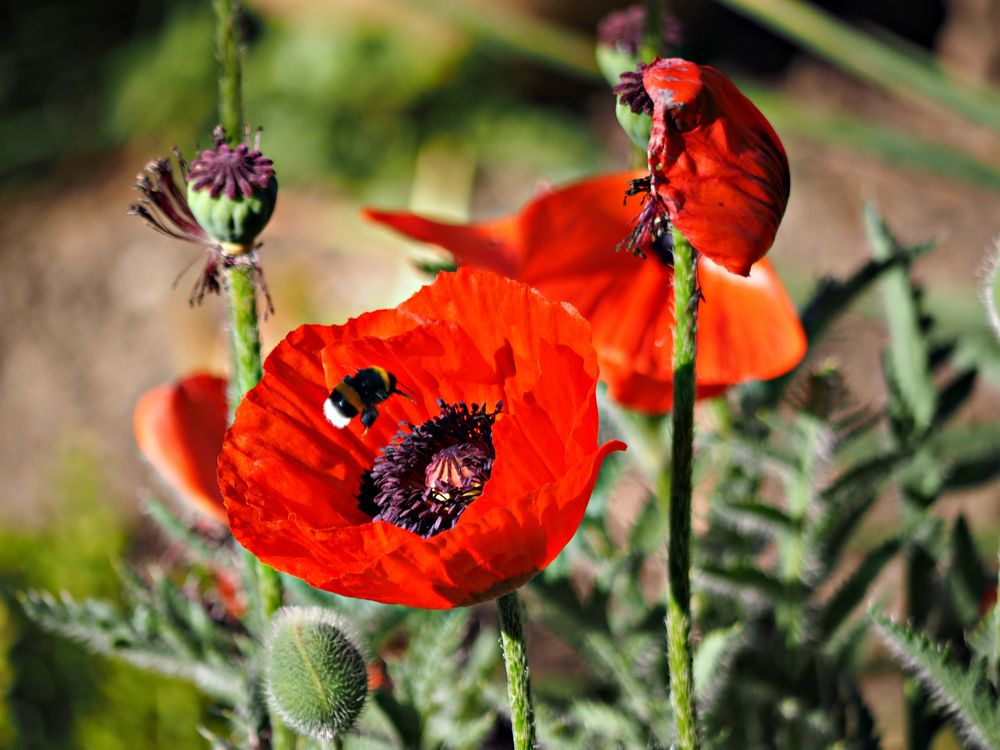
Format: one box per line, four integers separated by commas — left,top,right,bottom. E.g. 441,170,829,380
213,1,288,746
224,265,284,614
665,227,700,750
497,592,537,749
214,0,244,139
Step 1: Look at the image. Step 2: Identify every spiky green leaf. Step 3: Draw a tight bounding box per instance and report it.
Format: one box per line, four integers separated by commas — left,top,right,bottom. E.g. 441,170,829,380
874,614,1000,750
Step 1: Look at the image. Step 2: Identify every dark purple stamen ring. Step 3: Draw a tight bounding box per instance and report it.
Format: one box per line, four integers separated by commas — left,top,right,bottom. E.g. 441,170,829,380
359,400,503,538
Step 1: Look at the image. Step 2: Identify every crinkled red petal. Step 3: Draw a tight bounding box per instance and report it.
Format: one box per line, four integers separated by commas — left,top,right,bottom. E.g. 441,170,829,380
134,373,229,522
643,58,790,276
219,268,625,608
364,173,805,414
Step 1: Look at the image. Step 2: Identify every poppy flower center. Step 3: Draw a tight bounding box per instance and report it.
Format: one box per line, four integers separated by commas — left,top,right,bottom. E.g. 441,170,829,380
358,400,502,538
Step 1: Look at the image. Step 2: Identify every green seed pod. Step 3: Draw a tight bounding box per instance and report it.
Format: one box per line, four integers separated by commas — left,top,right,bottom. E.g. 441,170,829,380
597,43,641,90
185,127,278,250
187,178,277,248
264,607,368,742
616,98,652,151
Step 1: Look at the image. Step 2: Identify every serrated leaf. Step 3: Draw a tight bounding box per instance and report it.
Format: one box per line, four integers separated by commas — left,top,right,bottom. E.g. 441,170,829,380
946,516,990,626
818,538,901,640
717,501,801,537
19,590,244,701
933,369,978,427
568,700,647,746
821,450,909,505
943,452,1000,491
874,614,1000,749
868,205,937,432
694,624,744,712
696,563,808,606
144,497,220,562
810,491,879,577
797,242,932,348
967,606,999,683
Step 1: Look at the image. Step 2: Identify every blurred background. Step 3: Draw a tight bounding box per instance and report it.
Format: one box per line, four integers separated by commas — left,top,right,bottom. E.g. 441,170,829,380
0,0,999,746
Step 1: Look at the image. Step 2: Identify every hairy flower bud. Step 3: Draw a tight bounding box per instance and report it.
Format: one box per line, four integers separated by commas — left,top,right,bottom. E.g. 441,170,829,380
186,126,278,251
264,608,368,741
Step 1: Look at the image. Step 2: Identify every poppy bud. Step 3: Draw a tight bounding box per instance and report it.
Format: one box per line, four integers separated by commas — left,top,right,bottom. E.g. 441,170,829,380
264,608,368,741
186,126,278,253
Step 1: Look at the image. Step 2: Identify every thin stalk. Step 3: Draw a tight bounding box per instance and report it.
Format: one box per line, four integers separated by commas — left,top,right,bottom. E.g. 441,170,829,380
497,592,537,749
224,265,285,618
665,227,700,750
213,1,289,747
641,0,666,61
215,0,244,140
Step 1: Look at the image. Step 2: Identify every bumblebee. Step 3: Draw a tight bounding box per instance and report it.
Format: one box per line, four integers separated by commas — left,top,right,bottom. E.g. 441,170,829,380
323,366,412,431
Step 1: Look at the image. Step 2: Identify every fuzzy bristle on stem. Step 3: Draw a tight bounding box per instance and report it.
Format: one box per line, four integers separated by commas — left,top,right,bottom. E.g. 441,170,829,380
664,226,701,750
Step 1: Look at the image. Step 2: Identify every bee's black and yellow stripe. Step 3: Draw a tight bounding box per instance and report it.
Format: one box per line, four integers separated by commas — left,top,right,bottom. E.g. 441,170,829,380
329,380,365,421
325,366,397,428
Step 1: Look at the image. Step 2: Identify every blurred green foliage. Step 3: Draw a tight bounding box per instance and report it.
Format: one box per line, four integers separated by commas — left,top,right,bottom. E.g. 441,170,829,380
0,444,206,750
3,0,606,195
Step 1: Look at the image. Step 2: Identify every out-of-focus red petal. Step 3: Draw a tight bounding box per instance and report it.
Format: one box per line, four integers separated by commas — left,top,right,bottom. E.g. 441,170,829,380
362,208,522,278
220,268,625,608
644,58,790,276
134,373,229,522
365,173,806,414
697,257,807,387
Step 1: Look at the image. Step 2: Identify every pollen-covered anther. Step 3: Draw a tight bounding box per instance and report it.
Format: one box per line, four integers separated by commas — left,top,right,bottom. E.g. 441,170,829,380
425,442,492,504
359,401,501,538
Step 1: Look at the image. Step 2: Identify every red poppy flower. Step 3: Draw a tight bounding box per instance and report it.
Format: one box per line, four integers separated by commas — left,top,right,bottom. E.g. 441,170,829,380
134,373,229,522
218,268,625,609
364,172,806,413
617,58,790,276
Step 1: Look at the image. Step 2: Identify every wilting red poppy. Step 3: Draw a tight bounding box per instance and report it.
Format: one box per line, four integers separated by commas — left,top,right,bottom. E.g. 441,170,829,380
218,268,625,609
134,373,229,522
616,58,790,276
364,172,806,413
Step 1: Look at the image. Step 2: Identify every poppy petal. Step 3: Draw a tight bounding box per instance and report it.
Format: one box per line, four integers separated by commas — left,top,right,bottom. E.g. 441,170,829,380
361,209,522,278
696,257,807,387
134,373,229,522
365,172,805,414
219,268,625,608
643,58,790,276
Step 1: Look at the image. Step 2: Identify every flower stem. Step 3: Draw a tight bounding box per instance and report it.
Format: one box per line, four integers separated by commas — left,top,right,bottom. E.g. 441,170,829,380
665,227,700,750
642,0,667,61
214,0,244,140
224,264,284,619
497,592,537,750
212,2,289,746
